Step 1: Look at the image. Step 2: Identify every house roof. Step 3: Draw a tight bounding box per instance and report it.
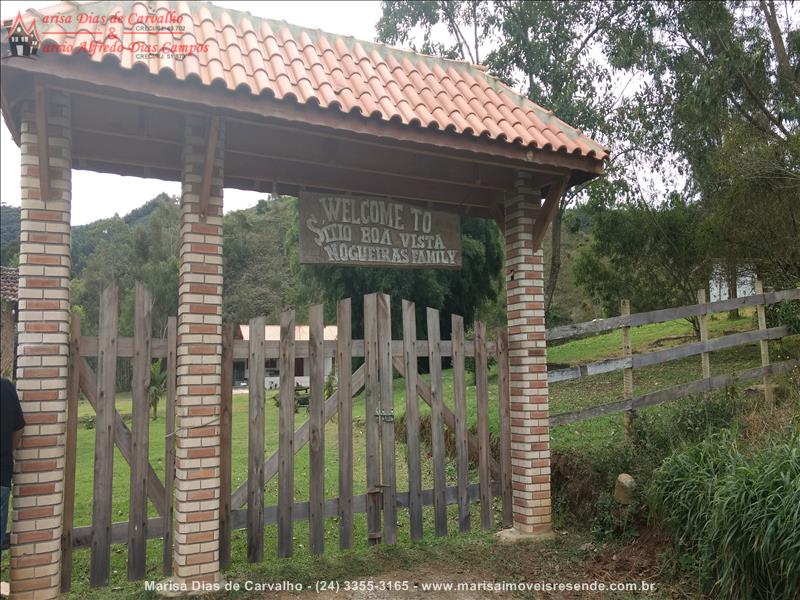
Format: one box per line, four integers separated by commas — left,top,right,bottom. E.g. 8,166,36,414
238,324,338,342
7,0,608,161
0,267,18,302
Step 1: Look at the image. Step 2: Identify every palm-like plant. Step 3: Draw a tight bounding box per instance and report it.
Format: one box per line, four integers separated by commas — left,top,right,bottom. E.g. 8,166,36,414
148,359,167,420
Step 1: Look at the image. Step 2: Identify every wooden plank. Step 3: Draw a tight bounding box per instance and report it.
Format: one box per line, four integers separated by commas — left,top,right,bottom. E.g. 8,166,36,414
81,337,495,360
128,282,152,580
547,288,800,342
475,321,492,530
497,328,513,528
162,316,176,576
697,290,711,382
402,300,423,540
364,294,382,544
80,336,168,358
78,359,166,515
247,316,266,563
219,321,233,569
427,307,448,536
299,192,462,269
70,481,505,548
230,364,366,510
35,83,50,203
530,177,568,251
277,310,296,558
392,354,501,478
60,314,80,593
755,280,774,403
547,356,630,383
550,359,800,426
547,326,790,384
621,299,635,436
451,314,470,533
308,304,325,555
90,285,118,588
337,299,354,550
378,294,397,545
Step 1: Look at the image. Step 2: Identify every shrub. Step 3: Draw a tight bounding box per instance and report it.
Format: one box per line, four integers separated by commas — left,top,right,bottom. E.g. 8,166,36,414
649,431,800,599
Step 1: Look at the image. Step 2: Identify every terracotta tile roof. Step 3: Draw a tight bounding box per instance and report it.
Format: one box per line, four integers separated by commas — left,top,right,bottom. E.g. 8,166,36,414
0,267,18,302
11,1,608,160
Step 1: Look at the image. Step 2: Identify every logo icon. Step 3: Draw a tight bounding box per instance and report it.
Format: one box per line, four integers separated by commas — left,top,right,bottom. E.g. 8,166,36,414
7,12,40,57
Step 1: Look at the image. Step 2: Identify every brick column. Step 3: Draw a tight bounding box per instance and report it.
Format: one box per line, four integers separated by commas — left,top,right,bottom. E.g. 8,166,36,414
10,91,72,598
172,116,225,585
502,172,553,539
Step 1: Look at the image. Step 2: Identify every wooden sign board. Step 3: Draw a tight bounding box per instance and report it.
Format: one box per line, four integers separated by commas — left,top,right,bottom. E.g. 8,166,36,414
298,192,462,269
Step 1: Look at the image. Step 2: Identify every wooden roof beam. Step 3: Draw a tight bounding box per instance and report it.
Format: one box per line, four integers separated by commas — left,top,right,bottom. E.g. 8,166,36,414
531,176,569,251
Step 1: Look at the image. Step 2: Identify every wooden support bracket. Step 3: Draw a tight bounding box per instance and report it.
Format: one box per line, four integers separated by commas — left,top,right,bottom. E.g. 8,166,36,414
35,82,50,203
198,115,220,218
530,175,569,251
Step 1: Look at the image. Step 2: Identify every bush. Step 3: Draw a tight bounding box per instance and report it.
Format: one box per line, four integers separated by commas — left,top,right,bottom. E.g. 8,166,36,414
764,299,800,335
649,431,800,599
553,388,744,530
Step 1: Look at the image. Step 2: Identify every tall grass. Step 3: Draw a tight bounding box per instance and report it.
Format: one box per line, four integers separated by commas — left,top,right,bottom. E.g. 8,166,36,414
649,431,800,599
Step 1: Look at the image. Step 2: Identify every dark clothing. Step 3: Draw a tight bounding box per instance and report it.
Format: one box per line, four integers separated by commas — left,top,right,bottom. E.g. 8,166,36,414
1,378,25,488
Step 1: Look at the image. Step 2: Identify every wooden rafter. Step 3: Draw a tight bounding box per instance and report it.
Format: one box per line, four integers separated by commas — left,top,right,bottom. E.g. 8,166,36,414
530,176,569,251
34,82,49,203
199,115,220,218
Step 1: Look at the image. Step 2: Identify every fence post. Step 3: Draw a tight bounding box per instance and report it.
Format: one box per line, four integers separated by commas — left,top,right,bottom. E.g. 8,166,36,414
128,282,152,580
621,299,635,436
60,314,81,592
218,322,233,569
755,280,774,403
163,316,177,576
247,316,266,562
697,289,711,387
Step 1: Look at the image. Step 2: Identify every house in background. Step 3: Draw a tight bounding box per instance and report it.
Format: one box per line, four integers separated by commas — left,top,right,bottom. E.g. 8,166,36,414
234,324,337,389
0,267,19,377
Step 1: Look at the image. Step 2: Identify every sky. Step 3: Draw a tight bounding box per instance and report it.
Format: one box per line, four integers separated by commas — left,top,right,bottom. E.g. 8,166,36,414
0,0,383,225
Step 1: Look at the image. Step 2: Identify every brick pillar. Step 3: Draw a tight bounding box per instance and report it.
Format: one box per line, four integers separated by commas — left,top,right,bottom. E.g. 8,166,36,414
10,91,72,598
503,172,553,538
172,116,225,585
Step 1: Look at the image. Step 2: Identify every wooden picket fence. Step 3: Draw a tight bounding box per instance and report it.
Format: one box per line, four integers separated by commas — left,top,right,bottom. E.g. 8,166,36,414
225,293,510,564
61,286,511,590
58,281,799,590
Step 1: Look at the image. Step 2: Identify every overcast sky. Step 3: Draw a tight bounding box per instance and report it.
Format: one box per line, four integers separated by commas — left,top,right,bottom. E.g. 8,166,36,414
0,0,383,225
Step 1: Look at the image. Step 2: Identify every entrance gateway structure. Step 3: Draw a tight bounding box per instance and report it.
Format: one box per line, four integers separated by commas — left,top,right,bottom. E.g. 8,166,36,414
1,2,607,597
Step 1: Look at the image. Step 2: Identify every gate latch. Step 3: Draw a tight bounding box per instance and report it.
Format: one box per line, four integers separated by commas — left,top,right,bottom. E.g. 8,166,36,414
375,408,394,422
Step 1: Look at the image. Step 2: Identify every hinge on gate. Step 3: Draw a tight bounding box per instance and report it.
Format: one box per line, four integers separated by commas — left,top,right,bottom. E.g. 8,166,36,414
375,408,394,422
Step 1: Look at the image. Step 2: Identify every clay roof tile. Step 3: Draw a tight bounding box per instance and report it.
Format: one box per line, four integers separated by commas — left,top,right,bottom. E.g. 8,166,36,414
10,0,607,161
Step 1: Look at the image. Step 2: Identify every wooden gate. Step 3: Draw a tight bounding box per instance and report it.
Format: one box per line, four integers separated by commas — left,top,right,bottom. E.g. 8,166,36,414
61,282,177,590
220,292,511,564
60,285,511,589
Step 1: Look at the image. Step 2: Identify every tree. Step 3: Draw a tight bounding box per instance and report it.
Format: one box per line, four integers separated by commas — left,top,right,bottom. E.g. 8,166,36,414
0,204,20,266
377,1,639,319
606,1,800,290
574,195,713,335
148,359,166,420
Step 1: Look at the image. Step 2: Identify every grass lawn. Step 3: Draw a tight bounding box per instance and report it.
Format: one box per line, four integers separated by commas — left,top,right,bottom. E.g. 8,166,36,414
2,308,796,597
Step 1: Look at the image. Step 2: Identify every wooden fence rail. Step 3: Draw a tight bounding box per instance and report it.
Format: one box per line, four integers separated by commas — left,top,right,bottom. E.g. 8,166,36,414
549,283,799,428
547,288,799,342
